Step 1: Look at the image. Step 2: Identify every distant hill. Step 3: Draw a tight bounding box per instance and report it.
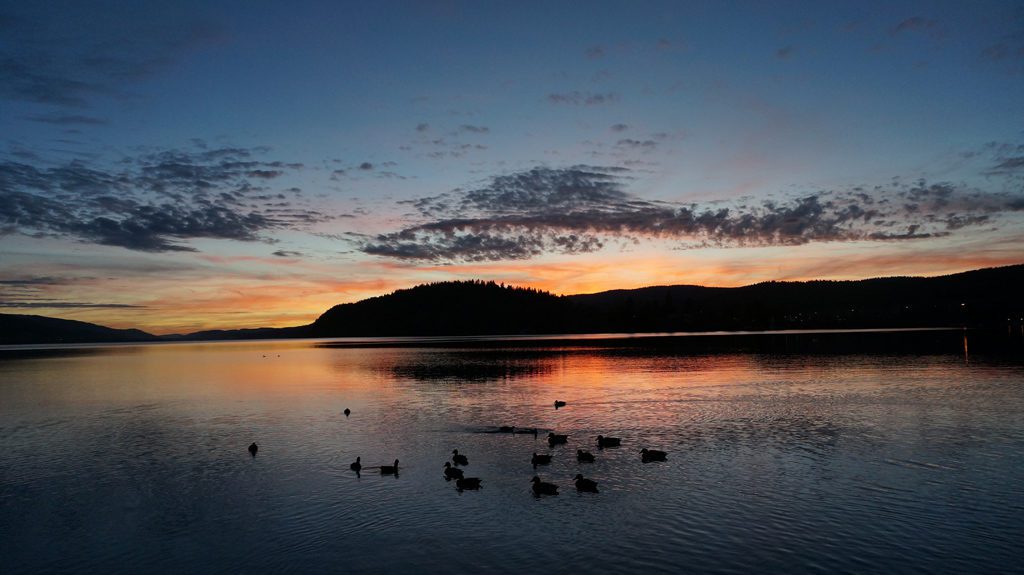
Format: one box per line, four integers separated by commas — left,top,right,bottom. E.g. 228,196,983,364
0,313,159,345
2,264,1022,344
307,266,1024,336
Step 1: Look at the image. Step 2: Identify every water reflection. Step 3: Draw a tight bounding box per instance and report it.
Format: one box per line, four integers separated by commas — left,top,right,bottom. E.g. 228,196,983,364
1,333,1022,574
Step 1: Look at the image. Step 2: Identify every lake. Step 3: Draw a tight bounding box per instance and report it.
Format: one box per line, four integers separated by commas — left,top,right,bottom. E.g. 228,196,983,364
1,330,1022,574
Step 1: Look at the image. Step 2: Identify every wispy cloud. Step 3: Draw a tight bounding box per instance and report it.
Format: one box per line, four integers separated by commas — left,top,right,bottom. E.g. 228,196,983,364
0,145,328,252
547,91,619,106
358,166,1024,262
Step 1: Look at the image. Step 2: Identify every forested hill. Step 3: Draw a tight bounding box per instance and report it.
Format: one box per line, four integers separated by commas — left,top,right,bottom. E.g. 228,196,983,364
3,265,1022,344
309,265,1024,336
0,313,158,345
309,280,569,336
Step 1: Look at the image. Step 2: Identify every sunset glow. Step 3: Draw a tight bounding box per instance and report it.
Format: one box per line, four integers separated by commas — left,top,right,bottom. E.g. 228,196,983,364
2,2,1022,334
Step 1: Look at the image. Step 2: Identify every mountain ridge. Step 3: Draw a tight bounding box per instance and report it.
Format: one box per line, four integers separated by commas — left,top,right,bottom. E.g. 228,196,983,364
2,264,1022,345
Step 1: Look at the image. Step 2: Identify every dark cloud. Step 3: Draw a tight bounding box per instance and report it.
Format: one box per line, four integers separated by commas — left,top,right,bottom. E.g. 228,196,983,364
0,301,145,309
459,124,489,134
548,91,619,106
0,145,328,252
893,16,938,34
987,156,1024,174
616,138,658,151
610,123,629,132
0,6,223,108
359,162,374,171
416,123,430,132
271,250,303,257
359,166,1024,262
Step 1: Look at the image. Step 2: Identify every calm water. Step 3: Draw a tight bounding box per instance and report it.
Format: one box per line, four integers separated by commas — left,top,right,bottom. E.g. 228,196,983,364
1,333,1023,574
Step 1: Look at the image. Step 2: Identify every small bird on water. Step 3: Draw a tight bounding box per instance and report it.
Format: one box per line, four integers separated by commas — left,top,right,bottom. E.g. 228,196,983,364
554,400,566,409
343,408,351,417
531,476,559,496
456,477,482,491
640,448,667,462
381,459,399,475
577,449,595,463
531,452,552,467
597,435,622,448
248,442,258,456
350,456,361,472
452,449,469,466
547,432,568,446
443,462,464,480
574,474,599,493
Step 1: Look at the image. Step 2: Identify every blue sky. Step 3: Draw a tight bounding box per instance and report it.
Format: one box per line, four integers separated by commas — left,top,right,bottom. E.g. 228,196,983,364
2,1,1022,333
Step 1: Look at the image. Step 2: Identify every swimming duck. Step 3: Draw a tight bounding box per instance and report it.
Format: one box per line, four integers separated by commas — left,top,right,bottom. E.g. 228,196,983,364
455,477,482,491
248,442,258,456
547,433,568,446
576,449,595,463
531,452,552,467
443,462,464,480
597,435,622,448
554,400,566,409
350,456,361,472
381,459,400,474
640,448,667,462
343,408,351,417
573,474,599,493
452,449,469,466
531,476,559,495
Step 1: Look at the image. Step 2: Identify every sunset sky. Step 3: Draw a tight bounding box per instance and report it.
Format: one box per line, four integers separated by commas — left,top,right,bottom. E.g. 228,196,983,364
2,1,1023,334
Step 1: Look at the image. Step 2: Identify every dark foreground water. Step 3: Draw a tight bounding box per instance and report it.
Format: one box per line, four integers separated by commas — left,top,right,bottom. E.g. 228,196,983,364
1,331,1022,574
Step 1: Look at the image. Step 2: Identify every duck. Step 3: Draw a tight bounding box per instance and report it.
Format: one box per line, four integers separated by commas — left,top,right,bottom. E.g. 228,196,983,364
443,462,464,480
350,456,362,472
455,477,482,491
597,435,622,448
381,459,400,474
553,400,566,409
576,449,595,463
452,449,469,466
531,476,559,495
531,452,552,467
248,442,258,456
547,432,568,446
573,474,599,493
640,448,667,462
343,408,351,417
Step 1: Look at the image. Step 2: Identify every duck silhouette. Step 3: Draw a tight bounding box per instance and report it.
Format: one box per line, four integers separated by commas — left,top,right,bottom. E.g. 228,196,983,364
547,433,568,446
248,442,258,456
381,459,399,475
553,400,566,409
451,449,469,466
443,462,464,480
574,474,599,493
343,408,351,417
350,456,361,472
640,448,667,462
597,435,621,448
576,449,595,463
531,452,552,467
455,477,482,491
531,476,559,496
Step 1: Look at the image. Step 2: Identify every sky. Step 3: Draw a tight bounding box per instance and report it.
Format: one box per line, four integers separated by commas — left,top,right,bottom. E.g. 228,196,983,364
1,0,1023,334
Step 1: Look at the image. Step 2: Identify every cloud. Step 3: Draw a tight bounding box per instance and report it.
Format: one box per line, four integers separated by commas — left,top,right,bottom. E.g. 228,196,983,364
548,91,619,106
416,123,429,132
0,6,223,108
26,114,108,125
359,162,374,170
776,45,795,59
0,145,328,252
271,250,303,257
0,301,145,309
610,123,629,132
358,166,1024,262
893,16,938,34
616,138,658,151
459,124,489,134
585,46,605,59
